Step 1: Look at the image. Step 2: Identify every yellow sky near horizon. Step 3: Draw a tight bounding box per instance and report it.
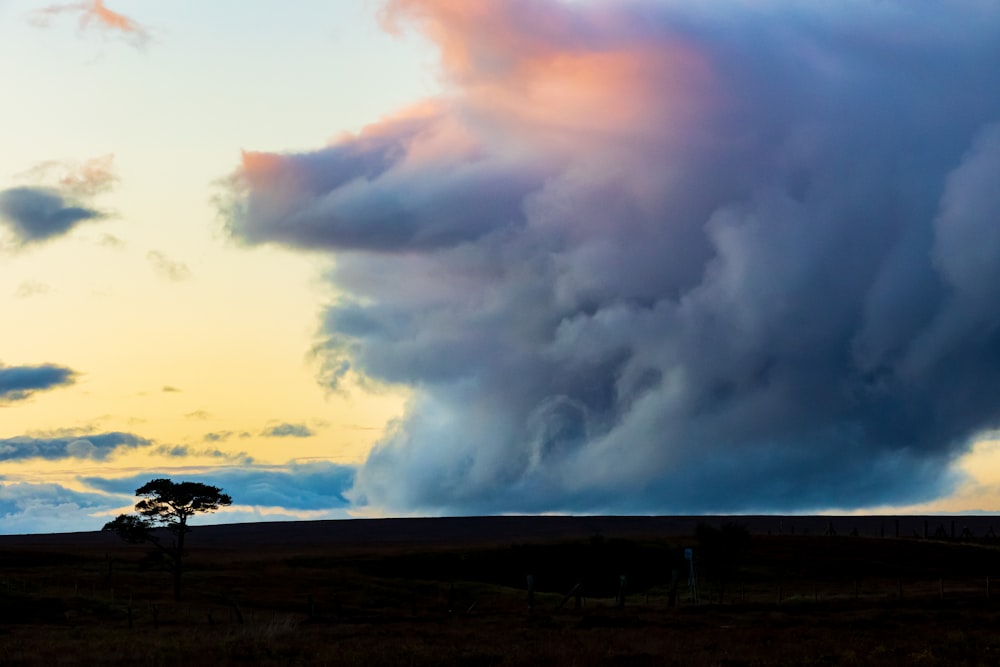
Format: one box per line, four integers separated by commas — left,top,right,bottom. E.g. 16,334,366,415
0,0,429,533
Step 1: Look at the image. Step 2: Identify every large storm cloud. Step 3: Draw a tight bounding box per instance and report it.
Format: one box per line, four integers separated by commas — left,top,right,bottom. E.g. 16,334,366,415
223,0,1000,514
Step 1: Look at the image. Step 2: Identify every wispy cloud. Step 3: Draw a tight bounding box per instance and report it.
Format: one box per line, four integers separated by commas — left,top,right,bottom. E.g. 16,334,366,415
154,444,253,465
99,233,124,248
21,155,117,198
30,1,150,45
203,431,251,442
205,431,252,442
0,363,76,403
13,281,51,299
261,423,314,439
147,251,192,282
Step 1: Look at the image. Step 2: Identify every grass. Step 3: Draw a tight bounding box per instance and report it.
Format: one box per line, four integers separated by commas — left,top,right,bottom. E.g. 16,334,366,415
2,518,1000,665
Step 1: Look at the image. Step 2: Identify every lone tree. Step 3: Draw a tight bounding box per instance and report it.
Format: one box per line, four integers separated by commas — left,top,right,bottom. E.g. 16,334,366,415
103,478,232,600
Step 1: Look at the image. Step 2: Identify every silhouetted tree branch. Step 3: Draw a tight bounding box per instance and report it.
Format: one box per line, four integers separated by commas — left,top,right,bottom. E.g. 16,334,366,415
103,478,232,600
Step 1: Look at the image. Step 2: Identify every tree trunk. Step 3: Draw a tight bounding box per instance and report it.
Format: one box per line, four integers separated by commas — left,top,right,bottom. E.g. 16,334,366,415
173,519,186,601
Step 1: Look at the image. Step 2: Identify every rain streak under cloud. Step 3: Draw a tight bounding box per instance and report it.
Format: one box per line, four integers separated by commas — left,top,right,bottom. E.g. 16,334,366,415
223,0,1000,515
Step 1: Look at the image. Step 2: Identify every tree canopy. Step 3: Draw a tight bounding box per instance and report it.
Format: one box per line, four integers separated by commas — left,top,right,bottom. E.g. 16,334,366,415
103,478,232,600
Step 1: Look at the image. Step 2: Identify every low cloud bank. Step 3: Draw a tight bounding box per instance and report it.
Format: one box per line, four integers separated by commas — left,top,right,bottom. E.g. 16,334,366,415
84,462,355,511
0,482,124,535
0,432,148,461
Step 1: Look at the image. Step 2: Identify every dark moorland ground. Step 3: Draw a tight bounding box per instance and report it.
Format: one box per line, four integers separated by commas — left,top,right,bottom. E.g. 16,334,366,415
2,515,1000,665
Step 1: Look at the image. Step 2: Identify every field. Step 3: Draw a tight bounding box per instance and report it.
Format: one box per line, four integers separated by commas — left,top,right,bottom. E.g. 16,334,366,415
2,515,1000,665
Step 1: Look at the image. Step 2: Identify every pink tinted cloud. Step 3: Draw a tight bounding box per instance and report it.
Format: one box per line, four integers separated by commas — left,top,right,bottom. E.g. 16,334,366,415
227,0,718,252
31,0,149,43
380,0,716,151
24,154,118,197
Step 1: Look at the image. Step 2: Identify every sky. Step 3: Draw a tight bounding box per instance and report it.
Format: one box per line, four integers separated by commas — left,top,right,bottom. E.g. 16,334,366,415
2,0,1000,534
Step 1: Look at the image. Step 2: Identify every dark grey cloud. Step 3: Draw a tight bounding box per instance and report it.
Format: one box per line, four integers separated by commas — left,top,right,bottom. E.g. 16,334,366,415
84,462,355,510
2,156,116,246
261,423,314,438
224,1,1000,514
0,363,76,402
0,187,103,245
0,432,148,461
